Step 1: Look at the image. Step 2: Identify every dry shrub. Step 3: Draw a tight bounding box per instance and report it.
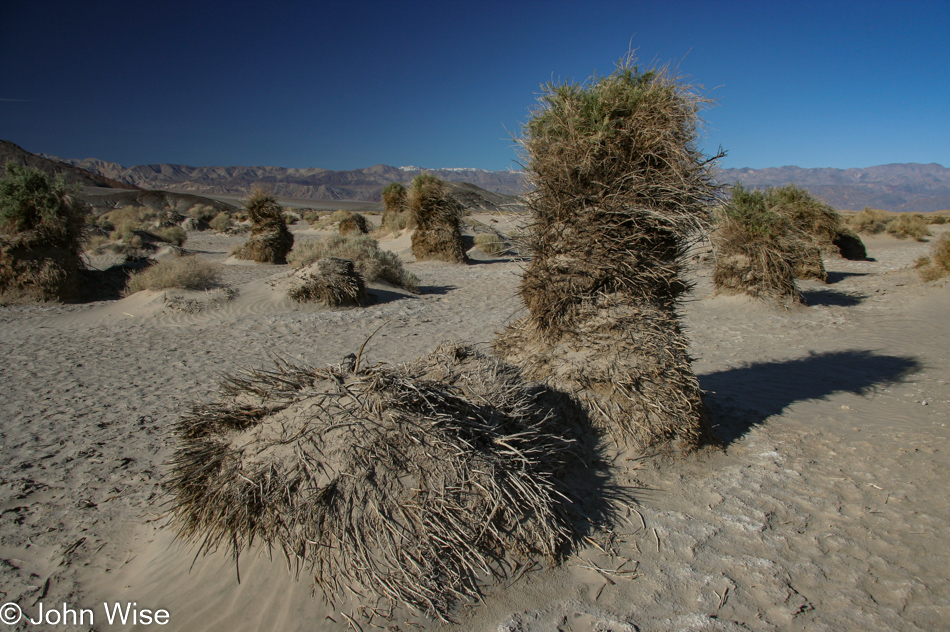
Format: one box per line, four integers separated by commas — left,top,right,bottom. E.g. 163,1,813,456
409,174,467,263
928,214,948,225
209,211,232,233
494,56,722,451
123,255,220,294
0,164,88,302
849,208,890,234
474,232,506,255
288,234,419,292
381,182,413,234
150,226,187,247
233,188,294,263
287,257,367,306
769,184,866,260
338,212,370,235
916,233,950,281
712,185,812,302
887,213,930,241
168,343,579,620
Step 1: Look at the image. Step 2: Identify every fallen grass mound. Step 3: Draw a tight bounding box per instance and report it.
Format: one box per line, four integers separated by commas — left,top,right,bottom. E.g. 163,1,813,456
287,257,367,306
494,56,721,451
409,174,467,263
123,255,220,294
233,189,294,263
168,343,578,620
916,233,950,281
288,234,419,292
769,184,867,261
0,164,88,302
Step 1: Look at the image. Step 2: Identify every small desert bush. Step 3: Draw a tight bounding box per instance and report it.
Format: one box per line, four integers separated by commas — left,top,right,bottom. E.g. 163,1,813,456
0,164,89,301
187,204,217,223
380,182,412,234
887,213,930,241
927,213,947,225
712,184,805,302
916,234,950,281
283,210,301,224
474,232,506,255
288,234,419,292
150,226,187,247
287,257,367,306
337,212,370,235
849,208,890,234
209,211,232,232
302,210,322,226
408,174,467,263
233,188,294,263
124,255,221,294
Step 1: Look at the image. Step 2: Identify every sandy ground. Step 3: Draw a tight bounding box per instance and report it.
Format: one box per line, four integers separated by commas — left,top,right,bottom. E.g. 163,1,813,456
0,222,947,631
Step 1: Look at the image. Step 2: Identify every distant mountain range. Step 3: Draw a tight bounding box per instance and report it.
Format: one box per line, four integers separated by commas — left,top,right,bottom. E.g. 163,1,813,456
3,140,948,212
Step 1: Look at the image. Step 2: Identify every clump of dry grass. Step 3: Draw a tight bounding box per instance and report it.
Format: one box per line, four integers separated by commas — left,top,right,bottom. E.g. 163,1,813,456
338,212,370,235
209,211,232,233
287,257,367,306
233,188,294,263
916,233,950,281
850,208,931,241
123,255,221,294
768,184,867,261
886,213,931,241
0,164,88,302
409,174,467,263
380,182,413,234
168,343,579,620
474,232,506,255
712,184,825,302
494,56,722,451
288,234,419,292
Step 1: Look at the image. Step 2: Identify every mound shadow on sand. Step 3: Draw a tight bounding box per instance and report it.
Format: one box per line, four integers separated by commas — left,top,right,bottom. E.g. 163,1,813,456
801,287,867,307
700,350,921,444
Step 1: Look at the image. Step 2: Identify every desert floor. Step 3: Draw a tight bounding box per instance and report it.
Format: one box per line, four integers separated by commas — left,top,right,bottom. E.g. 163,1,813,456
0,221,947,631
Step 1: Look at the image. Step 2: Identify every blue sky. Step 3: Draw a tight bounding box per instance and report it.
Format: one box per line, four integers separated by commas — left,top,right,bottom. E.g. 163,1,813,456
1,0,947,171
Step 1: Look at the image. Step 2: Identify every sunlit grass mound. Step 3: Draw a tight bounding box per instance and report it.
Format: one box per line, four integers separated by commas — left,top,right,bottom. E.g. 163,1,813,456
168,343,576,620
711,185,805,303
233,189,294,263
849,208,931,241
409,174,468,263
0,164,88,302
287,257,367,306
494,57,721,451
769,184,867,261
916,233,950,281
123,255,221,295
380,182,413,234
288,234,419,292
337,211,370,235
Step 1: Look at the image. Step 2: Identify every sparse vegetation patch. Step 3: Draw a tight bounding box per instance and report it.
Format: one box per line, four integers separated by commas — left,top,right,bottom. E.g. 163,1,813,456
0,164,88,302
233,188,294,263
288,234,419,292
123,255,221,294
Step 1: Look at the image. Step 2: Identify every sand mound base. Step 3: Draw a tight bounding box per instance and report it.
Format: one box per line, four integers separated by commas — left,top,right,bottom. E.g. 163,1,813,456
495,294,709,452
168,343,579,620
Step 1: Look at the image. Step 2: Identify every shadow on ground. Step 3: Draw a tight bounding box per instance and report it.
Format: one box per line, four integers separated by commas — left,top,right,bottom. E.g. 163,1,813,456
802,287,867,307
700,350,921,444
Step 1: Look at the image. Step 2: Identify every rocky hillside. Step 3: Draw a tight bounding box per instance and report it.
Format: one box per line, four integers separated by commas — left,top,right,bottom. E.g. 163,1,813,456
0,141,137,190
717,163,950,213
44,149,950,212
51,159,527,201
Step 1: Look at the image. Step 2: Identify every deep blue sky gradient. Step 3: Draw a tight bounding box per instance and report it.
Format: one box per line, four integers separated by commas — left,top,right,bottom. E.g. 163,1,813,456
1,0,947,171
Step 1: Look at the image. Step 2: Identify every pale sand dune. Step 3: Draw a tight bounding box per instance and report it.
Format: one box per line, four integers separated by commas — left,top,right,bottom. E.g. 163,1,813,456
0,226,947,631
